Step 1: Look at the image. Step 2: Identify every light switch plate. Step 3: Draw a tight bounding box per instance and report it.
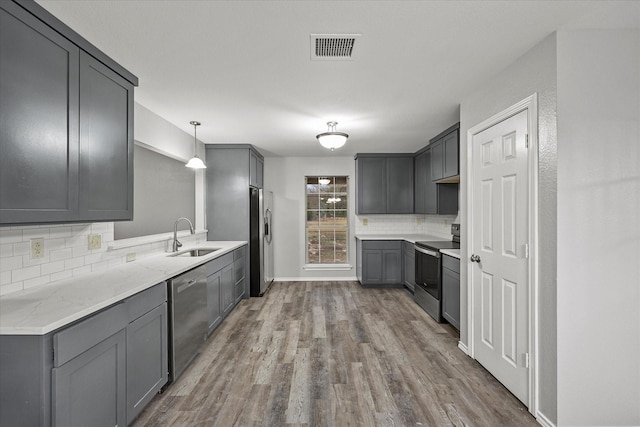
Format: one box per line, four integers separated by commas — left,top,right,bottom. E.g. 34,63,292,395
362,218,368,226
88,234,102,250
31,238,44,259
126,253,136,262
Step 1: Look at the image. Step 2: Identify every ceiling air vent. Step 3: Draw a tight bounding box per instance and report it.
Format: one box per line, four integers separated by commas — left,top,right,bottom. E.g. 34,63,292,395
310,34,361,60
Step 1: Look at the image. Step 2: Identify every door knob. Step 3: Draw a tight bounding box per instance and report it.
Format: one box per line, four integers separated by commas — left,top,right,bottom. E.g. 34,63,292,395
470,254,481,263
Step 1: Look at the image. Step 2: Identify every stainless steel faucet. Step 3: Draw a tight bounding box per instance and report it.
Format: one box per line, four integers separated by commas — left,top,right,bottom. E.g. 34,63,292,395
173,217,195,252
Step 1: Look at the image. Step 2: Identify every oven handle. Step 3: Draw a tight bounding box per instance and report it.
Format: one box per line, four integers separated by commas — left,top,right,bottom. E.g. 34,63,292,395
415,246,440,258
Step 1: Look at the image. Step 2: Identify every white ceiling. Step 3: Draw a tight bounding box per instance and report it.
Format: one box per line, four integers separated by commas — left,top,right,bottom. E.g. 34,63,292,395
35,0,634,157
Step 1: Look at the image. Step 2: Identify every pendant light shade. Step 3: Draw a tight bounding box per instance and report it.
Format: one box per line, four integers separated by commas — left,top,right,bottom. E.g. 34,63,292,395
316,121,348,151
186,121,206,169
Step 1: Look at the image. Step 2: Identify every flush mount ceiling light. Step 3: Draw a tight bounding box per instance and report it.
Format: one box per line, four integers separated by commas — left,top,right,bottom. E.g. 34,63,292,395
316,121,348,151
185,121,206,169
318,178,331,185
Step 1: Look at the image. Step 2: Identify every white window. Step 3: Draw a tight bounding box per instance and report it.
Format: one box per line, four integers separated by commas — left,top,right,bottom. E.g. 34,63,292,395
305,176,348,264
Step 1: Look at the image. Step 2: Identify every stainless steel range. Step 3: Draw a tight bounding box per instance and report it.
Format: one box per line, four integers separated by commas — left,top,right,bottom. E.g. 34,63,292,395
414,224,460,322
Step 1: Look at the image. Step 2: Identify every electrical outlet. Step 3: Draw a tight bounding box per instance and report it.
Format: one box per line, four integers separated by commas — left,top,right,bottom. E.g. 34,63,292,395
126,252,136,263
362,218,368,226
31,238,44,259
416,216,423,225
443,219,450,228
88,234,102,250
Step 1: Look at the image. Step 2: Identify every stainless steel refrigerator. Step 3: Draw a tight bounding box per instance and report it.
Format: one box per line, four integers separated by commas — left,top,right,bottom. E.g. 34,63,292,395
249,188,274,296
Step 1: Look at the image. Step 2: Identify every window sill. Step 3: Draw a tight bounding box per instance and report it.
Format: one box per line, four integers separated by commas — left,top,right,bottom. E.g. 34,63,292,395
303,264,352,271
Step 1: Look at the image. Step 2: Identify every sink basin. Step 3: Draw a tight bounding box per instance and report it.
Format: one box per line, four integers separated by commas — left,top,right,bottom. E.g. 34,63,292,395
169,248,221,257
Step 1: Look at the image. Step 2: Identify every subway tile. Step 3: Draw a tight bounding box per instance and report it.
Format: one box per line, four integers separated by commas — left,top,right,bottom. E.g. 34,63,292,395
23,275,49,290
0,229,22,244
65,235,86,248
50,270,72,283
49,227,72,239
0,271,11,286
22,254,50,267
12,265,40,282
50,248,73,262
72,225,92,236
64,257,84,270
46,237,67,251
0,255,23,272
72,245,90,258
22,228,50,241
84,253,104,265
91,223,109,233
13,241,30,256
41,260,66,275
0,282,23,296
0,244,13,258
107,258,124,268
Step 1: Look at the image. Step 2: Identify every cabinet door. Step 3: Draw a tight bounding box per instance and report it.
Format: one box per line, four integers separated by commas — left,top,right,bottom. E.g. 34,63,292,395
356,157,387,214
442,267,461,330
126,303,168,424
362,250,383,284
443,129,459,178
234,256,246,303
382,249,402,284
207,271,222,335
78,52,133,221
221,264,235,318
386,157,414,213
430,139,444,181
424,149,438,214
52,329,126,427
414,152,427,213
403,245,415,292
249,151,259,188
256,157,264,189
0,2,80,224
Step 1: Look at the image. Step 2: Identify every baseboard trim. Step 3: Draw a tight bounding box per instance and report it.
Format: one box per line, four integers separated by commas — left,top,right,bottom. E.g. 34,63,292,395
535,410,556,427
457,341,469,355
274,277,359,282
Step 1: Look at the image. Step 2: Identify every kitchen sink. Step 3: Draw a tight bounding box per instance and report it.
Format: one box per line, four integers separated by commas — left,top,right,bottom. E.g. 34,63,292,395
169,248,221,257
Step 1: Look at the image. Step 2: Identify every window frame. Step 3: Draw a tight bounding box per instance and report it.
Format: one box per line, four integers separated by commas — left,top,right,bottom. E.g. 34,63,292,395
304,176,350,268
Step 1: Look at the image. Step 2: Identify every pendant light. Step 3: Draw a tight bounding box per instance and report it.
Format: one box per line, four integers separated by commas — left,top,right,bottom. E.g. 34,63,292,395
185,121,206,169
316,121,348,151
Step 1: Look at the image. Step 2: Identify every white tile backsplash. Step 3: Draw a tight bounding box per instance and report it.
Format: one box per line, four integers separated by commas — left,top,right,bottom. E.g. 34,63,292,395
355,213,458,239
0,222,207,296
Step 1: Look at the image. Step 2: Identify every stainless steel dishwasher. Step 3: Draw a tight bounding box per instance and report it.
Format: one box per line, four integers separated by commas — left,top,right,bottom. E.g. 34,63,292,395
167,265,207,383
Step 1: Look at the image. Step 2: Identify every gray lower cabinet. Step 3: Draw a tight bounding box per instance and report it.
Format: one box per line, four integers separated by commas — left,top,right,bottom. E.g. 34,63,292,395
357,240,403,287
0,283,167,427
206,246,247,336
442,254,461,330
0,0,136,225
355,154,414,214
402,241,415,292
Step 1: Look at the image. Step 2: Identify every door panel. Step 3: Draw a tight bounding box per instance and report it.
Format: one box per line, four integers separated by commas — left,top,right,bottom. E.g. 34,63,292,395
472,109,529,404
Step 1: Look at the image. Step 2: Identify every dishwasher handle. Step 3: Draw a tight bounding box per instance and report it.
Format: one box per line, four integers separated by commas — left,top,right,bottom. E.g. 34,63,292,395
176,278,199,294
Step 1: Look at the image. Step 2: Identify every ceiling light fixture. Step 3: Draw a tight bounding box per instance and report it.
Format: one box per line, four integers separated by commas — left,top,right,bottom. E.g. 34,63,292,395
316,121,348,151
318,178,331,185
185,121,206,169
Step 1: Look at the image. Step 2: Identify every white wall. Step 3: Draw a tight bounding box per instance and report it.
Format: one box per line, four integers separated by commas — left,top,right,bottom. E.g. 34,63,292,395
556,29,640,426
264,156,358,280
460,33,558,424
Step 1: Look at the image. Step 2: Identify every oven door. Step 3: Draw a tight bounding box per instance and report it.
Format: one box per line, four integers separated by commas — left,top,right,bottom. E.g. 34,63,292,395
415,246,441,299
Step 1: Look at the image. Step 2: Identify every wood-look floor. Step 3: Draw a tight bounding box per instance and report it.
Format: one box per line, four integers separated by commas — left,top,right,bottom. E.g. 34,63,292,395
133,281,537,427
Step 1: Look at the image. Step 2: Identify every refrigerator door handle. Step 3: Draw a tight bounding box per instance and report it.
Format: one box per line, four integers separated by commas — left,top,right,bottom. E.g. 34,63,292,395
265,208,272,244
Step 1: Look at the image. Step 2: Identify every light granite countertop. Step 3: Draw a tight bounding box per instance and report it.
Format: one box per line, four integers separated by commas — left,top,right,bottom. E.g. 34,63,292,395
440,248,461,259
0,241,246,335
355,234,449,244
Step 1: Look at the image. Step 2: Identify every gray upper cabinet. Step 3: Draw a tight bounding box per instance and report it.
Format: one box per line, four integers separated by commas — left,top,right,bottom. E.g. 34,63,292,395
0,2,80,224
355,154,414,214
79,52,134,221
249,149,264,189
0,0,137,225
430,123,460,182
414,147,458,215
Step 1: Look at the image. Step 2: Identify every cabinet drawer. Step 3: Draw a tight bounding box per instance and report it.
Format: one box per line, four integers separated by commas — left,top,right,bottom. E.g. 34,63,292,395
127,282,167,322
207,252,234,276
234,245,246,260
361,240,402,250
53,303,127,367
442,254,460,274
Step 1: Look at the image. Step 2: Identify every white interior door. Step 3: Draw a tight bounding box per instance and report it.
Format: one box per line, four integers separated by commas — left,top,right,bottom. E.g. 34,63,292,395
471,109,529,404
